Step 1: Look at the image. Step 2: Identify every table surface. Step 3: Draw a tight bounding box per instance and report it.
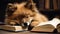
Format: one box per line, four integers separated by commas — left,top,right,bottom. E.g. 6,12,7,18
0,30,60,34
0,23,60,34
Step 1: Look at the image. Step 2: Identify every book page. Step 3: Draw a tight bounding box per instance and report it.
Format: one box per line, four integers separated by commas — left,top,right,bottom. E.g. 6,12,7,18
36,18,60,28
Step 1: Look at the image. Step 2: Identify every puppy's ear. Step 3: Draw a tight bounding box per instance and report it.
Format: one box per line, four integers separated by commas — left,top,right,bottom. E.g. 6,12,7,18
24,2,32,9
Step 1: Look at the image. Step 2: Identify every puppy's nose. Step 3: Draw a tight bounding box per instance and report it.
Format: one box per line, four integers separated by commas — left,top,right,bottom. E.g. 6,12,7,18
24,23,28,26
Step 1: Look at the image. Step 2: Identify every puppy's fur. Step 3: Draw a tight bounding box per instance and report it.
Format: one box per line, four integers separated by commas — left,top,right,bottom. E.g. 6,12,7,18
5,2,48,28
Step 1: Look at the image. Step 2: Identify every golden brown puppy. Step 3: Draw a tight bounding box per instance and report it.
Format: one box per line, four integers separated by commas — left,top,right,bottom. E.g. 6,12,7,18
5,2,48,27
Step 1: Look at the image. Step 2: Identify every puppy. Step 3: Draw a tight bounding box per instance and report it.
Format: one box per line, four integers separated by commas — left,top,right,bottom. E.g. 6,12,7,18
5,2,48,30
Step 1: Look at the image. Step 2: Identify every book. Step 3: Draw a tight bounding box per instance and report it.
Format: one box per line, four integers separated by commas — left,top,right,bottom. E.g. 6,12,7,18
0,25,28,32
31,18,60,32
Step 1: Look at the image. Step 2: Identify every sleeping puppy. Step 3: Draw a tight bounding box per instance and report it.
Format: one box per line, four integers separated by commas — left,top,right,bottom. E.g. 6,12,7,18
5,2,48,30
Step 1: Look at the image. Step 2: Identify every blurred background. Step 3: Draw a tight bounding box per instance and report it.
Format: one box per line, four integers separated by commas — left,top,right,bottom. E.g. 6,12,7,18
0,0,60,22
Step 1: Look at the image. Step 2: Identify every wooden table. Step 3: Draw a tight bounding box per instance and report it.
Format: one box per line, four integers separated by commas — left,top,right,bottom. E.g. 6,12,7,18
0,30,59,34
0,23,59,34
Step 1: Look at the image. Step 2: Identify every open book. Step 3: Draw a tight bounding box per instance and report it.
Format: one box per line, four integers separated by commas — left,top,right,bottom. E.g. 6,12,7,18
0,25,28,32
31,18,60,32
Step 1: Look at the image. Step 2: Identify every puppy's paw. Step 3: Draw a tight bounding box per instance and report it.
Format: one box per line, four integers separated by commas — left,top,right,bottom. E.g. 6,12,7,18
30,21,39,27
